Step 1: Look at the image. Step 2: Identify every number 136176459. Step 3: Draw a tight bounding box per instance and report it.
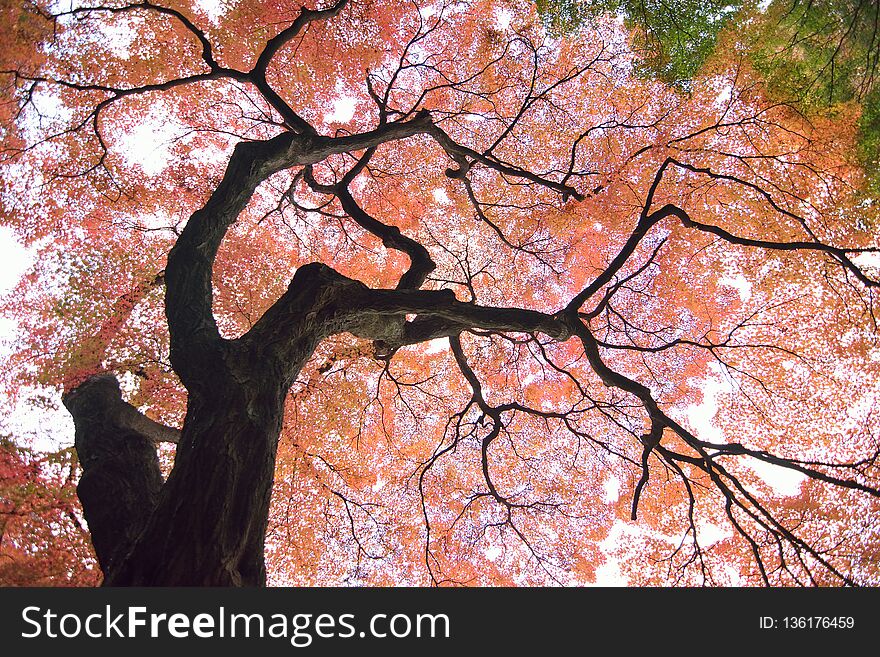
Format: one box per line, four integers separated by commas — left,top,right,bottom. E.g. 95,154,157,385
759,616,855,629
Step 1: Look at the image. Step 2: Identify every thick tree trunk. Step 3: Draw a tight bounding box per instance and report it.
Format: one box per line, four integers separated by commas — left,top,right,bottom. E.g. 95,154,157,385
65,374,296,585
106,378,289,586
62,261,570,585
64,268,338,586
64,338,322,586
63,376,165,578
59,101,572,585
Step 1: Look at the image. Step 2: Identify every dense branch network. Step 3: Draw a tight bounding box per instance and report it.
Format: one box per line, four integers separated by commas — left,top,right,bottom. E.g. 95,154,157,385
6,0,880,586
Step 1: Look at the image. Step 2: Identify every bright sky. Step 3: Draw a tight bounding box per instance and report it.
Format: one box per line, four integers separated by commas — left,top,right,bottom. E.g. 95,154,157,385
0,226,76,452
0,226,31,342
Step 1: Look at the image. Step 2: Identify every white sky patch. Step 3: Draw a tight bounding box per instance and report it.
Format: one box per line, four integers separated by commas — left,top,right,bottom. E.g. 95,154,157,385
424,337,449,354
408,43,428,64
719,273,752,301
682,374,727,445
121,118,180,176
189,144,231,166
0,228,33,342
749,460,805,497
22,88,73,142
1,388,74,452
696,521,731,547
30,88,66,123
194,0,229,23
97,19,137,59
853,252,880,273
432,188,452,205
0,227,31,296
714,85,732,108
602,474,621,503
722,564,743,585
0,232,73,454
495,8,513,30
484,544,502,562
590,521,635,586
592,557,626,586
324,97,357,124
134,208,178,233
419,4,437,20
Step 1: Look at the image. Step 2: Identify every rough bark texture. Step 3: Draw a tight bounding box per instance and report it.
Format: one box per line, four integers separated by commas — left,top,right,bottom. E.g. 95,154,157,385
63,361,308,585
50,2,584,583
104,376,291,586
62,376,165,577
100,267,344,585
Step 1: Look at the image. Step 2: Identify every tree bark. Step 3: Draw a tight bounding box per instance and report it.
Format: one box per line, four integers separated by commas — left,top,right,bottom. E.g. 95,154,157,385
64,358,310,585
104,375,292,586
62,376,166,579
63,264,362,585
60,107,572,585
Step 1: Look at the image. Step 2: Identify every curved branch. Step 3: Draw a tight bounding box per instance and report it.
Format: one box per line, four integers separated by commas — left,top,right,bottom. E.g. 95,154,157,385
165,113,435,385
426,122,584,200
664,203,880,288
302,152,436,291
51,1,220,70
249,0,350,134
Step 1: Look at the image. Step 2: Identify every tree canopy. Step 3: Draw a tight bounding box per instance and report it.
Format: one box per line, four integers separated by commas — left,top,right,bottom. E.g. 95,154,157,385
1,0,879,586
537,0,880,189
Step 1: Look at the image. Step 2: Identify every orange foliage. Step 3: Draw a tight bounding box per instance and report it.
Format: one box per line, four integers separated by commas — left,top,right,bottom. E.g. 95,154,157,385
0,0,878,586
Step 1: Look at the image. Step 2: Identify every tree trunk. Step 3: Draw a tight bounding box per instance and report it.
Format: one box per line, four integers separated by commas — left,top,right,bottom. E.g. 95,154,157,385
61,255,573,585
58,96,575,584
107,378,288,586
64,343,317,586
63,376,165,579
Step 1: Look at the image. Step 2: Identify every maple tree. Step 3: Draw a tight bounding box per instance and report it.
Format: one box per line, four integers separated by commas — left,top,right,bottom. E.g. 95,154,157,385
1,0,879,586
538,0,880,187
